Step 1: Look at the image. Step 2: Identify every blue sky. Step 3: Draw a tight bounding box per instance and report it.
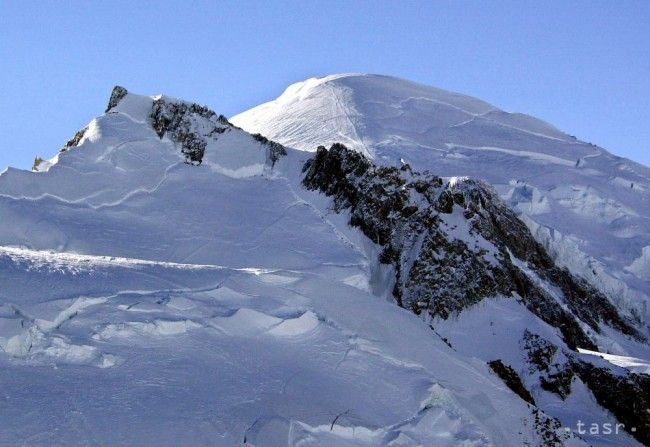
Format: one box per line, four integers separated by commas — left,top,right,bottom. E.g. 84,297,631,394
1,1,648,170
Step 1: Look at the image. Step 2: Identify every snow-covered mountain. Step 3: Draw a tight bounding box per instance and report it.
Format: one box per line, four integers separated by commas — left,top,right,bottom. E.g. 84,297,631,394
232,74,650,334
0,83,647,446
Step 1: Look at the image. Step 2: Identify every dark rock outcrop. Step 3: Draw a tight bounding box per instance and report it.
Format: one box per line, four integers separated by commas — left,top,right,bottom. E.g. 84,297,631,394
540,358,650,445
488,359,536,405
571,361,650,445
302,144,640,350
105,85,128,112
32,156,44,172
149,97,286,167
522,331,649,444
60,127,88,153
150,98,220,165
522,330,558,373
252,133,287,167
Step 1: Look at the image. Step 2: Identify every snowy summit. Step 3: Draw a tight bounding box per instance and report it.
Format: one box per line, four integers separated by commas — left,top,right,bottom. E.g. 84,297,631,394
0,77,648,446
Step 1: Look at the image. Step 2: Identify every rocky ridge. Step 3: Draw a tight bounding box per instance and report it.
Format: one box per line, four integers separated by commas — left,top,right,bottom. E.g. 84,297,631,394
105,86,287,167
302,143,648,444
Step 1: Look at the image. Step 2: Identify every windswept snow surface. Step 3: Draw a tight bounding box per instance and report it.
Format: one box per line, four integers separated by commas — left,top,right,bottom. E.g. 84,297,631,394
232,74,650,331
0,90,587,446
577,348,650,375
4,246,543,446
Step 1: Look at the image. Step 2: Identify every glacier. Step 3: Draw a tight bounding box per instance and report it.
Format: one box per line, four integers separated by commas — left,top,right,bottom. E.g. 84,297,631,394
0,80,647,446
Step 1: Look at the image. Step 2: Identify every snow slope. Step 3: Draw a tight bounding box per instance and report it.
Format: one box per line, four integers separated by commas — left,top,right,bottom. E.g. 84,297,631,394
0,88,593,446
232,74,650,331
2,246,558,446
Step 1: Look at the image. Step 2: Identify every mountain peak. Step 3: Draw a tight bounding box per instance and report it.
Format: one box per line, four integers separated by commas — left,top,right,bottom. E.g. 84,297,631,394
278,73,497,113
232,73,571,156
2,76,649,446
105,85,129,112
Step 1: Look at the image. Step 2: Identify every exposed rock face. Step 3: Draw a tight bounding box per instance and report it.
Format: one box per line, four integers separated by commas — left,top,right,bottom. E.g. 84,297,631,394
530,408,572,447
149,98,286,167
150,98,225,165
302,144,641,350
252,133,287,167
523,331,650,445
105,85,129,112
31,156,44,172
60,127,88,153
570,361,650,445
488,359,536,405
521,330,558,373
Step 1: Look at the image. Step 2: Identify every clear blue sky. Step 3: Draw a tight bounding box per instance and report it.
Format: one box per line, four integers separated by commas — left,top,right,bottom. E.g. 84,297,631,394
1,1,648,170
